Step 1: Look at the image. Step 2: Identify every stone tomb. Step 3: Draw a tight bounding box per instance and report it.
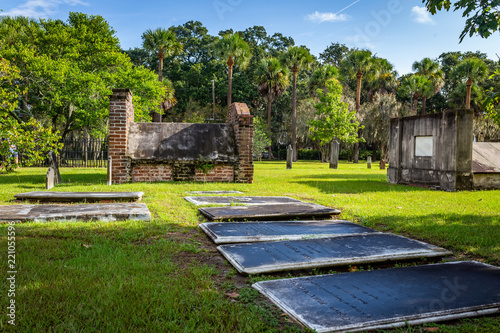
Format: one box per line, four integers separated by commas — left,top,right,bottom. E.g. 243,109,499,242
14,191,144,203
0,203,151,222
217,233,451,274
199,203,341,221
253,261,500,332
185,196,302,206
200,220,379,244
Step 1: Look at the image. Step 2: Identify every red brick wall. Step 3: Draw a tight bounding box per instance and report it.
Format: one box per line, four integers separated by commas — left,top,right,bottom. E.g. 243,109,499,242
108,91,254,184
195,165,234,182
109,89,134,184
132,164,173,182
228,103,254,183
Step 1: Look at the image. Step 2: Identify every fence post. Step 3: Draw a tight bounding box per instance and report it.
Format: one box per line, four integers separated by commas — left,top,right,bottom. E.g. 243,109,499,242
107,156,112,185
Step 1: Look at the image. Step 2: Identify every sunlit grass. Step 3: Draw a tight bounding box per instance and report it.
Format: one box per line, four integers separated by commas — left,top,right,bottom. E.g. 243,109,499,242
0,162,499,332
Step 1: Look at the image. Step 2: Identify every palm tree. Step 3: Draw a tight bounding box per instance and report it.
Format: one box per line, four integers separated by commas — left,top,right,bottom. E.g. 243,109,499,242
308,65,339,96
341,50,374,163
400,75,419,112
450,58,489,109
280,46,314,161
214,33,251,107
365,57,398,101
412,57,445,94
414,76,434,115
255,58,290,160
161,78,177,120
142,28,182,122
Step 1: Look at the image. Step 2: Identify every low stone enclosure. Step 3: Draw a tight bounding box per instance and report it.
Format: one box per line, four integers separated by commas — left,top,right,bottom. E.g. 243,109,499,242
108,89,254,184
388,109,500,191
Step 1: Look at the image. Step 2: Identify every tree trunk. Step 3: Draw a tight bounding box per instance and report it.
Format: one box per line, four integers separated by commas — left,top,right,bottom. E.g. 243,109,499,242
267,96,272,161
354,70,363,164
292,66,298,162
227,56,234,108
372,142,377,162
466,77,472,109
153,54,164,122
413,93,418,113
422,97,427,115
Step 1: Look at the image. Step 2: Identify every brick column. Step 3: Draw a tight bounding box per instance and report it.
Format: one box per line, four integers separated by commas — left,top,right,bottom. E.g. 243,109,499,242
228,103,254,183
109,89,134,184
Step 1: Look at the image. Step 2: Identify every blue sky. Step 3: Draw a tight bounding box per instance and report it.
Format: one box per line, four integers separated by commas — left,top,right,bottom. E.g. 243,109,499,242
1,0,499,75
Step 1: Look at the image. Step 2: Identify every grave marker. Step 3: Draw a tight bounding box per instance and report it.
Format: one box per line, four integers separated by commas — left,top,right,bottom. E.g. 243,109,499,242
200,220,379,244
185,196,302,206
107,156,112,185
48,151,61,184
0,203,151,222
286,145,293,169
217,233,451,274
46,167,54,190
330,140,339,169
253,261,500,332
367,156,372,169
199,203,341,221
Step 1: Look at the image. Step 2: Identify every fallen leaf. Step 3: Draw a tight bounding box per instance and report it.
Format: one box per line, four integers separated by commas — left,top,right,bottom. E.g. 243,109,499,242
349,266,357,272
225,292,239,298
423,328,440,332
396,207,403,209
81,244,91,248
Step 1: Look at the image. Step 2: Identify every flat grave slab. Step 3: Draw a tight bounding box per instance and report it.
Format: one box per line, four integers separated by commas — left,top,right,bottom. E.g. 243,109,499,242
199,203,341,221
186,196,302,206
14,191,144,203
218,233,451,274
0,203,151,222
253,261,500,332
200,220,379,244
187,191,243,194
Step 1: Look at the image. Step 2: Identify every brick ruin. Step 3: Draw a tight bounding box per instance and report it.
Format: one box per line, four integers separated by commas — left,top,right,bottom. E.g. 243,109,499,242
108,89,253,184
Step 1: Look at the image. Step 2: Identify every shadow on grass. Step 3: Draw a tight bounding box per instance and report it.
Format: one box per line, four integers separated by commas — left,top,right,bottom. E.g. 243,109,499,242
294,179,426,194
0,171,106,186
361,213,500,265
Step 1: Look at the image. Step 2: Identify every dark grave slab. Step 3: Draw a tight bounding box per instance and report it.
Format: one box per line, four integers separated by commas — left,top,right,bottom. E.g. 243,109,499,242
217,233,451,274
186,196,302,206
200,220,379,244
14,191,144,203
199,203,341,221
0,203,151,222
253,261,500,332
187,191,243,194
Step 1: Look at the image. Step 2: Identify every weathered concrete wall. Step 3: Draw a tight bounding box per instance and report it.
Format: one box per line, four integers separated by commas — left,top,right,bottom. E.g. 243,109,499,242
387,109,474,191
109,89,253,184
472,142,500,189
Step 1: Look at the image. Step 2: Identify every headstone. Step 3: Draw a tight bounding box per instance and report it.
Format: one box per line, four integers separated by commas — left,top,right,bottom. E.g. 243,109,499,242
367,156,372,169
46,167,54,190
329,140,339,169
199,203,341,221
14,191,144,203
286,145,293,169
48,151,62,184
200,220,380,244
187,191,243,194
107,156,112,185
185,196,302,206
217,233,451,274
380,159,386,170
253,261,500,332
0,203,151,222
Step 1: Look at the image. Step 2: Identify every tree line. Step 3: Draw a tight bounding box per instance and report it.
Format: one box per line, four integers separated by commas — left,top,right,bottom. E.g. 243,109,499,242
1,12,499,171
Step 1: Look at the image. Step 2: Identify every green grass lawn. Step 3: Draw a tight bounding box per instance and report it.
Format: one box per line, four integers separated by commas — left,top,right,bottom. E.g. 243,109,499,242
1,161,499,332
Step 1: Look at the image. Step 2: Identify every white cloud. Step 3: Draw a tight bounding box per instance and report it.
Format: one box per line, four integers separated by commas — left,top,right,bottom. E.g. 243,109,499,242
411,6,435,25
306,11,349,24
0,0,88,18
